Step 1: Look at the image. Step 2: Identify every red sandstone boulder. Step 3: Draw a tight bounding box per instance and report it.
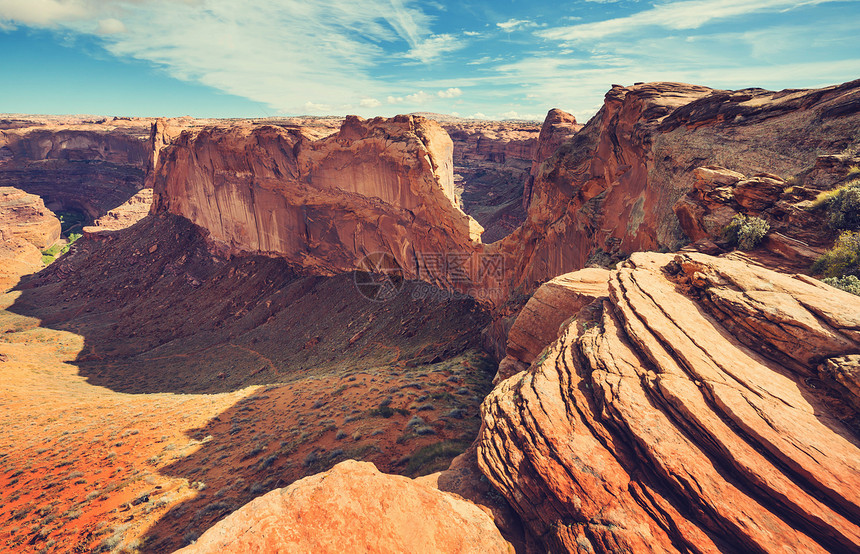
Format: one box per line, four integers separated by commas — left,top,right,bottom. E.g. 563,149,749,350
495,267,609,383
177,460,512,553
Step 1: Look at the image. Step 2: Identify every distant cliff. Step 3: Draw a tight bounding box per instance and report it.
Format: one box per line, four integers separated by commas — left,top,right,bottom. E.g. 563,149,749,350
151,115,488,293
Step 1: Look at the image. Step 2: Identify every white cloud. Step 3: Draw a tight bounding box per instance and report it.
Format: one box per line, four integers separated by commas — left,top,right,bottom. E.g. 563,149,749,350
359,98,382,108
467,112,487,119
0,0,460,113
0,0,88,26
96,17,125,34
405,33,464,63
437,87,462,98
463,30,482,36
496,18,536,32
538,0,838,43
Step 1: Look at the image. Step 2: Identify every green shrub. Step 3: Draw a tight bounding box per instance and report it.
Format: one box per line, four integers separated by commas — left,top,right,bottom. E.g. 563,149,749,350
823,275,860,296
811,231,860,278
724,214,770,250
821,179,860,230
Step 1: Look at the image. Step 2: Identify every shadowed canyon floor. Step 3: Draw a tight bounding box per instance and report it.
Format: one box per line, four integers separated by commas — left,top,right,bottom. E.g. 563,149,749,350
0,214,495,552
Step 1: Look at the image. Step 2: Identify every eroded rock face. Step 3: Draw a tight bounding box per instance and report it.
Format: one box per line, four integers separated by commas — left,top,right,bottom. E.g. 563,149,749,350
177,460,512,554
495,267,609,383
0,187,60,290
523,108,580,211
151,115,488,293
0,118,150,218
495,80,860,295
478,251,860,553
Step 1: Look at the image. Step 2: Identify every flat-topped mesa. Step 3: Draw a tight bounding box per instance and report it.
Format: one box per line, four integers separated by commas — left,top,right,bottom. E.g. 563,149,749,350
495,79,860,295
151,114,488,292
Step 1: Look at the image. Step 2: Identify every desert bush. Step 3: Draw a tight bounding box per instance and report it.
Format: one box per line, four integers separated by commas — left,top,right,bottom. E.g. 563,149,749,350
822,179,860,230
724,214,770,250
811,231,860,278
823,275,860,296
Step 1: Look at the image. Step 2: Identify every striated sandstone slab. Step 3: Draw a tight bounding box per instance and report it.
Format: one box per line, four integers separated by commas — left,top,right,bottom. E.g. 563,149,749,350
478,252,860,553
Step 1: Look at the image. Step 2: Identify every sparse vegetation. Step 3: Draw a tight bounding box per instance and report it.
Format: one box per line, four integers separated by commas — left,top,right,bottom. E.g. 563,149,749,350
724,214,770,250
813,179,860,230
823,275,860,296
811,231,860,279
404,440,470,476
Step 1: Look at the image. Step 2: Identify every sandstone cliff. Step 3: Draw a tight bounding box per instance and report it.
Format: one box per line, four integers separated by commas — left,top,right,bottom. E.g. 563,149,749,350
495,80,860,294
0,118,151,218
151,115,488,293
0,186,60,290
478,252,860,553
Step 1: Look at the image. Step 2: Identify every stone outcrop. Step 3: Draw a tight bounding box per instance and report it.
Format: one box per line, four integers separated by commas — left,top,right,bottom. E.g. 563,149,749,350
0,187,60,290
523,108,580,211
478,252,860,553
151,115,489,293
495,80,860,295
177,460,512,553
495,268,609,383
673,164,846,268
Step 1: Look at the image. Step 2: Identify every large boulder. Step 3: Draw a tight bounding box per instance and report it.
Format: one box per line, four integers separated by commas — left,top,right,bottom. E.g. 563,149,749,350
177,460,512,553
479,252,860,553
495,267,609,383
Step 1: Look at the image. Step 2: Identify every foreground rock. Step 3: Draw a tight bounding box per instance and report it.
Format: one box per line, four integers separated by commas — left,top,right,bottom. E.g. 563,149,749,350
178,460,512,553
0,187,60,290
495,267,609,383
479,253,860,553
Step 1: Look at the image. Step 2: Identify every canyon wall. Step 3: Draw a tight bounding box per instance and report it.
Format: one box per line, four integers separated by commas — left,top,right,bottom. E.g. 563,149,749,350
441,120,541,243
150,115,490,293
495,80,860,293
0,117,151,218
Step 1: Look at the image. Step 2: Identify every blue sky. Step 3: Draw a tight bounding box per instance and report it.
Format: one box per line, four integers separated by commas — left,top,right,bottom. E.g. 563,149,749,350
0,0,858,121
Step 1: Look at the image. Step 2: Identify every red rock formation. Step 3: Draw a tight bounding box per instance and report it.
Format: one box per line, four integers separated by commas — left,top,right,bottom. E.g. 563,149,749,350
151,115,487,293
0,118,150,218
495,80,860,295
495,268,609,383
176,460,512,553
478,252,860,553
0,187,60,290
523,108,580,211
83,188,153,235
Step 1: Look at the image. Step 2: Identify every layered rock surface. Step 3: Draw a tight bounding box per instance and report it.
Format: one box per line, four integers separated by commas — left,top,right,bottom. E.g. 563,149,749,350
0,117,151,218
496,80,860,294
478,252,860,553
0,187,60,290
151,115,490,293
495,267,609,383
178,460,512,553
